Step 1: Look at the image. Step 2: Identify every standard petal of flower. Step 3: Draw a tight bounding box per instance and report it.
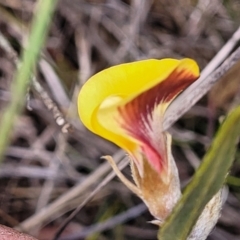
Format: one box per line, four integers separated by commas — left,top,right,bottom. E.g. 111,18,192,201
78,58,199,174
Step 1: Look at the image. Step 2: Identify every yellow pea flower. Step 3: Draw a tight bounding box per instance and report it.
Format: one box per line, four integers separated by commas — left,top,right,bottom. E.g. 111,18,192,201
78,58,199,223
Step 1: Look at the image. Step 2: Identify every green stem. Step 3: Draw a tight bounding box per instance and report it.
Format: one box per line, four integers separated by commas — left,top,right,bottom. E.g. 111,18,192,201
0,0,58,161
227,176,240,187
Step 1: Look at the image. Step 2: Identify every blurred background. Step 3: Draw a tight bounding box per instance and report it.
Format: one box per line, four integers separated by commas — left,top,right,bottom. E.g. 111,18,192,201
0,0,240,239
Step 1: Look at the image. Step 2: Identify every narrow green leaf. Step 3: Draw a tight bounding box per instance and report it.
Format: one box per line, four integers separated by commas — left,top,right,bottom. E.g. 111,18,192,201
227,176,240,187
158,105,240,240
0,0,58,161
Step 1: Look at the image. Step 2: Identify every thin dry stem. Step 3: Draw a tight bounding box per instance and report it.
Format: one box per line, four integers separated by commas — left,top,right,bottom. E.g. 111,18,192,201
101,155,141,197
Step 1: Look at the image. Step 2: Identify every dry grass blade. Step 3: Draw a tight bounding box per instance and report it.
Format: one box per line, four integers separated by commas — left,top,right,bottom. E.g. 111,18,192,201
17,150,125,232
0,1,240,239
164,44,240,130
58,203,147,240
52,157,129,240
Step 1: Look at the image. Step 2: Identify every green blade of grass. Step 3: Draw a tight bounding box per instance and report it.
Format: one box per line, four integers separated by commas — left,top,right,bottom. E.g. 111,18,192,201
158,105,240,240
227,175,240,187
0,0,58,161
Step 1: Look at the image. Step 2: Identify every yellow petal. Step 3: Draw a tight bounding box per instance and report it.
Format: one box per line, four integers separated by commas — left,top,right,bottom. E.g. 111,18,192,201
78,58,199,173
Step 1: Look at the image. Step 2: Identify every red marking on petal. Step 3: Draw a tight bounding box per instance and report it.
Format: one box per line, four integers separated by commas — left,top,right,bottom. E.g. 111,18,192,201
118,69,198,173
